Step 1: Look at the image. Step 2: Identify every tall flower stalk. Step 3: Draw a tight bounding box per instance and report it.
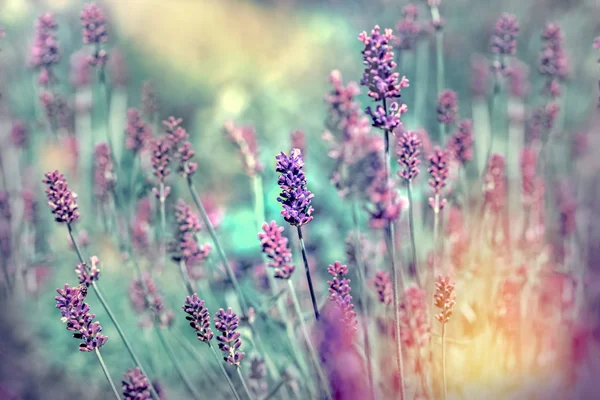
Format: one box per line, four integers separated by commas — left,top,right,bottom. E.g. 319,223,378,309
434,275,456,400
359,26,409,398
427,148,449,273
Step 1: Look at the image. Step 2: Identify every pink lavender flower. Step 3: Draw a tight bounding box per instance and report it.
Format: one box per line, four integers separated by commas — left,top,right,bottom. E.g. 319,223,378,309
170,200,211,271
108,48,128,87
70,51,91,88
30,13,59,85
214,308,245,366
129,274,174,328
538,23,569,97
427,147,450,211
366,171,402,229
122,368,151,399
224,121,263,177
527,102,560,141
163,117,197,177
374,270,392,305
42,170,79,224
483,154,506,214
125,108,152,154
434,275,456,324
520,147,538,206
22,189,38,224
80,3,108,67
55,284,108,351
508,59,530,99
470,55,490,97
397,130,422,181
327,261,358,334
290,130,305,154
94,143,116,203
150,138,171,200
325,69,361,119
436,89,458,125
141,81,158,117
75,256,101,286
490,14,519,56
10,121,28,148
358,25,409,101
258,221,295,279
395,4,421,51
400,285,430,348
447,119,474,165
276,149,314,226
182,294,214,342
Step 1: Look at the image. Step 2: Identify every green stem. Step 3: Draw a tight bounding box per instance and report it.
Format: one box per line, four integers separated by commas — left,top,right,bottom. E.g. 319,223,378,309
351,199,375,400
67,224,161,400
159,183,167,267
178,260,196,295
155,326,202,400
288,280,333,400
296,226,320,321
441,323,447,400
263,377,288,400
99,68,118,171
95,349,121,400
237,367,255,400
209,343,242,400
407,181,420,287
435,30,444,95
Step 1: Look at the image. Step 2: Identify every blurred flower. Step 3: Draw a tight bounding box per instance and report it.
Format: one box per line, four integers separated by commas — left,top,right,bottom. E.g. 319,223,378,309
22,188,38,225
366,170,403,229
182,294,214,342
290,130,305,154
555,180,576,237
400,285,430,348
223,121,263,177
490,13,519,56
538,23,569,97
141,81,159,117
470,55,490,97
275,148,314,226
30,13,59,86
132,198,153,252
164,117,197,177
397,130,422,181
122,368,151,399
358,25,409,101
427,147,449,211
80,3,108,67
42,170,79,224
150,138,171,201
258,221,295,279
70,51,91,88
508,59,530,99
434,275,456,324
394,4,421,51
374,270,392,305
129,274,174,328
125,108,152,154
214,308,245,366
94,143,116,204
10,120,28,148
327,261,357,335
248,357,267,396
483,153,506,214
447,119,474,165
436,89,458,125
170,200,211,276
527,102,559,141
75,256,101,286
108,48,128,87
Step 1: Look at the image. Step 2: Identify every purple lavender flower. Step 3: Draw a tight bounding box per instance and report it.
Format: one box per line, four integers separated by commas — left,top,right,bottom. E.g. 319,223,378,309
448,119,474,165
358,25,410,101
10,121,28,148
395,4,421,51
75,256,101,286
182,294,214,343
42,170,79,224
30,13,59,86
80,3,108,67
129,274,174,328
427,147,450,211
78,315,109,352
366,171,403,229
490,14,519,56
325,69,361,120
538,23,569,97
275,149,314,226
223,121,263,177
214,308,245,366
170,200,212,269
374,270,392,305
365,101,408,132
141,81,159,117
397,131,422,181
55,283,86,321
122,368,151,399
327,261,357,334
150,138,172,200
436,89,459,125
258,221,296,279
94,143,116,203
125,108,152,154
163,117,197,178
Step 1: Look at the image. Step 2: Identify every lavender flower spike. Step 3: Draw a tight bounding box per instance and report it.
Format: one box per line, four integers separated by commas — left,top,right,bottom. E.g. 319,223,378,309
122,368,151,399
427,147,450,211
397,131,422,181
214,308,245,366
258,221,296,279
490,14,519,57
75,256,101,286
182,294,214,343
42,170,79,224
80,3,108,67
275,149,314,227
436,89,459,125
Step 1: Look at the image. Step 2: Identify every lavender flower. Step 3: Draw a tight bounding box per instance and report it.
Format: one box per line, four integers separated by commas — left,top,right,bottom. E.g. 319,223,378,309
129,274,174,328
10,121,28,148
163,117,197,177
434,275,456,324
538,23,569,97
30,13,59,86
258,221,296,279
70,50,91,88
447,119,474,165
327,261,357,334
275,149,314,226
214,308,245,366
248,357,267,396
483,154,506,214
75,256,100,286
108,48,128,87
125,108,152,154
80,3,108,67
358,25,410,101
490,14,519,57
374,270,392,306
436,89,458,125
325,69,361,120
427,147,449,211
150,138,171,200
397,130,422,181
395,4,421,51
366,171,403,229
290,130,306,154
141,81,159,117
400,285,430,348
94,143,116,203
122,368,151,400
366,101,408,132
182,294,214,342
42,170,79,224
223,121,263,177
170,200,211,270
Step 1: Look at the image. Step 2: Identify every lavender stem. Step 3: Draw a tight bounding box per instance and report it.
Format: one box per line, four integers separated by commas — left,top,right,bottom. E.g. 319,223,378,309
208,342,242,400
296,226,319,321
94,349,121,400
441,323,447,400
178,260,195,295
236,367,255,400
407,181,420,287
159,182,167,267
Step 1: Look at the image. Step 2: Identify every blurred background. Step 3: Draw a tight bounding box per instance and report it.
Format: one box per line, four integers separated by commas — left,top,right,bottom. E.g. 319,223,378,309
1,0,599,399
